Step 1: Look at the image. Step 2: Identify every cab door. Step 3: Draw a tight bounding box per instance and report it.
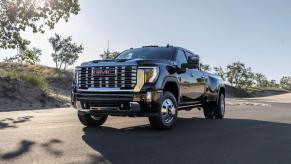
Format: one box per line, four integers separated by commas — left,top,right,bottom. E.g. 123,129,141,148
188,68,205,101
175,50,196,104
185,51,206,101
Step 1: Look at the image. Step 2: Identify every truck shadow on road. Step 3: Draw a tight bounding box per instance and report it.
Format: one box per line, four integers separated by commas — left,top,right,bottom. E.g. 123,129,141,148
82,117,291,164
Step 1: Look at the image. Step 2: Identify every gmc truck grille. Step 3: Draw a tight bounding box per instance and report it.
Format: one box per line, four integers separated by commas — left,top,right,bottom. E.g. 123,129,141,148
77,66,137,90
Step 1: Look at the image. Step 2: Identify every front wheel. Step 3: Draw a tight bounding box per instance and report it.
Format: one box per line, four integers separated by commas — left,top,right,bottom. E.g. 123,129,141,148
149,91,178,130
78,111,108,127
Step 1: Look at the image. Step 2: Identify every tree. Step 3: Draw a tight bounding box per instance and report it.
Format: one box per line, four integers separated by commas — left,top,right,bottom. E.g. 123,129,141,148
49,33,83,70
254,73,269,88
269,79,280,88
240,67,255,88
213,66,226,81
100,50,119,59
226,61,255,88
0,0,80,49
4,47,41,64
280,76,291,90
226,62,245,87
100,50,119,60
200,63,212,72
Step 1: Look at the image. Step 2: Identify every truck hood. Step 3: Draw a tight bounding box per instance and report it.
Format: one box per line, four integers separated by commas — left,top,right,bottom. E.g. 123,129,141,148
80,59,170,67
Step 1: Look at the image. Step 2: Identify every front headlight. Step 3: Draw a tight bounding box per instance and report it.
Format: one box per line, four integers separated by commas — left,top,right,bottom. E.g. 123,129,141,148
138,67,159,83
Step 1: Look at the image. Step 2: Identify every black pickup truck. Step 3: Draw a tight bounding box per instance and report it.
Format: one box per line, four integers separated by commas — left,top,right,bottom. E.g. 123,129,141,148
71,45,225,130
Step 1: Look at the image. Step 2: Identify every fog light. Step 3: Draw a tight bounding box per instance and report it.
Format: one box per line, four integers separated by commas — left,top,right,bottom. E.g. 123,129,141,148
146,91,152,102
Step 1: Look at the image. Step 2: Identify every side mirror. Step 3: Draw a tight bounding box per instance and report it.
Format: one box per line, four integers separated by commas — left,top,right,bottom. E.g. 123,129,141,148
176,63,187,73
187,56,200,69
181,63,188,69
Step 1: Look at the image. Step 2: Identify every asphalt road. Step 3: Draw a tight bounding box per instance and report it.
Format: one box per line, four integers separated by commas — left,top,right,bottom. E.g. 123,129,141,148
1,102,291,164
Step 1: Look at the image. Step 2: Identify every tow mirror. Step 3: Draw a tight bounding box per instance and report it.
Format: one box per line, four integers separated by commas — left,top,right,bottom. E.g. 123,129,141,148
178,63,187,73
187,55,200,69
181,63,188,69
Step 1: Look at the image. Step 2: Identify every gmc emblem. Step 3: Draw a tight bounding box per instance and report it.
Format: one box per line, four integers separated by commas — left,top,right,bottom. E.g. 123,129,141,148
94,70,115,76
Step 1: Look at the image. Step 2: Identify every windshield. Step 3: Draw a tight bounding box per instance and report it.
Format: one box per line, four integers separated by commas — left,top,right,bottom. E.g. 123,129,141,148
116,48,175,60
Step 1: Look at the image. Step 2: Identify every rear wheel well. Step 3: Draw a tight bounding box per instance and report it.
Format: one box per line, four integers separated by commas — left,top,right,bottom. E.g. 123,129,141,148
163,82,179,102
220,87,225,96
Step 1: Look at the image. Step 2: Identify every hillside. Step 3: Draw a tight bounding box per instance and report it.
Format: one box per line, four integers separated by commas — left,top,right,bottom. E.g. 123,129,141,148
225,85,289,98
0,63,73,110
0,76,64,110
0,63,73,93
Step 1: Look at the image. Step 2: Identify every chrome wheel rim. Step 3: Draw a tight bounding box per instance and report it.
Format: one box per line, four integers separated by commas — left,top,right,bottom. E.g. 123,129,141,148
91,115,103,120
161,98,176,124
220,94,225,115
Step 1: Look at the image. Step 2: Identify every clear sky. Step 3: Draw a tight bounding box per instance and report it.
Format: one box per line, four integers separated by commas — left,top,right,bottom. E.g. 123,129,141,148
1,0,290,81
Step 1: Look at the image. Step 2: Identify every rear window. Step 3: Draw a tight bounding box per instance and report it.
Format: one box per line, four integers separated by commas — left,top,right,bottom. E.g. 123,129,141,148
116,48,175,60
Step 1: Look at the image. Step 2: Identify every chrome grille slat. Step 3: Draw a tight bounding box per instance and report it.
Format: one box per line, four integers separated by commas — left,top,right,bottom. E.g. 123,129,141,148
77,66,137,90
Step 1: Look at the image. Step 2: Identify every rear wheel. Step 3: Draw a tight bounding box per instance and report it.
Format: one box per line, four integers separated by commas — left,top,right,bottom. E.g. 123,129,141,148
203,93,225,119
78,111,108,127
203,102,215,119
149,91,178,130
214,93,225,119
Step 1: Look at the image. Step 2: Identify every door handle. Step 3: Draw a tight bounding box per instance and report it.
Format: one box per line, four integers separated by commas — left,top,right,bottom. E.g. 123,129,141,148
191,73,195,77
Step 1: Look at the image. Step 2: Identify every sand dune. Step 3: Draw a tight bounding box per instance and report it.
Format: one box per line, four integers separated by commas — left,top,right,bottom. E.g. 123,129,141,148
227,92,291,107
248,93,291,104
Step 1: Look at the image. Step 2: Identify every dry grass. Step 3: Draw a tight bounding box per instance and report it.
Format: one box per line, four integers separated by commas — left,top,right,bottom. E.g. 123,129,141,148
0,62,74,92
0,70,48,91
0,62,73,90
0,62,73,79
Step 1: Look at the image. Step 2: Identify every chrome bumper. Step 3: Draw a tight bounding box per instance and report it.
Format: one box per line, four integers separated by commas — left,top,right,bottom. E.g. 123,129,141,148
75,101,141,116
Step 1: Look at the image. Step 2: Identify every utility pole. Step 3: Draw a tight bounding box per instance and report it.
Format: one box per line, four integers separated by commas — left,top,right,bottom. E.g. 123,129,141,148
107,40,110,54
105,40,110,59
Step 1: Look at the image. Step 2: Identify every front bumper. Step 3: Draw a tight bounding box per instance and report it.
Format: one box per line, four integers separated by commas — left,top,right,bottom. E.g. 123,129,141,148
72,90,162,116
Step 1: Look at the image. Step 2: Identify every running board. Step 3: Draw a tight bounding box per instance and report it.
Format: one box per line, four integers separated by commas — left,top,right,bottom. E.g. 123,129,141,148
178,104,202,110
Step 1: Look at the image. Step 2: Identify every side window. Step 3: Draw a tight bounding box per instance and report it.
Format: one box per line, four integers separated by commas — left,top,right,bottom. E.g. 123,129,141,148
176,50,188,67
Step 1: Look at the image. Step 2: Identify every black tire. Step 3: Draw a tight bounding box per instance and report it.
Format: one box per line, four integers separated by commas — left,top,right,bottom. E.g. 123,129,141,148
149,91,178,130
203,102,215,119
214,93,225,119
78,111,108,127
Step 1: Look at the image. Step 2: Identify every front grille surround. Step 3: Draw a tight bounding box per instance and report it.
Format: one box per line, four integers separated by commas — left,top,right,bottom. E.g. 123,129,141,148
77,66,137,90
